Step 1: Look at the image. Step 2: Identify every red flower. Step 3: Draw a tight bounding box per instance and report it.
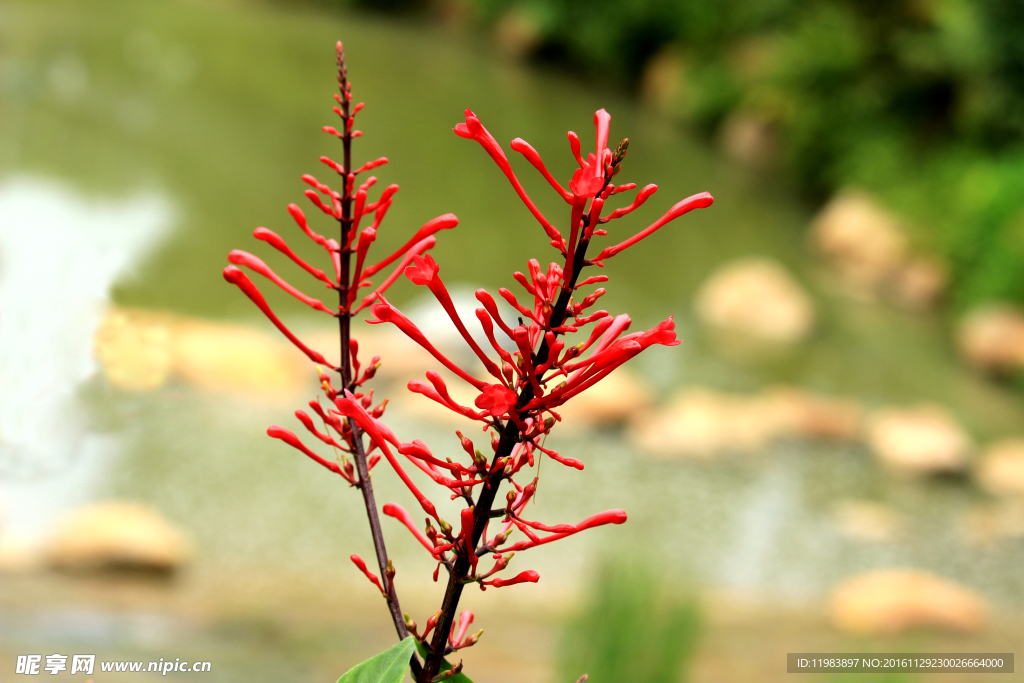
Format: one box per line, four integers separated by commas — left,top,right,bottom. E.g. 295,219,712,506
474,383,517,417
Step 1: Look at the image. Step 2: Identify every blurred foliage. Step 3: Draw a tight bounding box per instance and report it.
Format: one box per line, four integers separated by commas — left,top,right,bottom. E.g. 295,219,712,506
469,0,1024,309
328,0,1024,309
557,562,701,683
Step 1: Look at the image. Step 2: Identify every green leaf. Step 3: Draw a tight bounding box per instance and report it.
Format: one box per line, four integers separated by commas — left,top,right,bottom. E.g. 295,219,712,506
414,639,475,683
337,636,417,683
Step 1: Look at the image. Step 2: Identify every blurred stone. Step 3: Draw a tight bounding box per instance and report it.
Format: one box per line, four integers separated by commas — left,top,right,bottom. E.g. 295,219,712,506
495,7,541,59
640,47,686,113
832,500,904,543
957,304,1024,374
630,388,780,458
694,257,815,344
556,367,653,429
811,190,908,292
46,502,192,573
631,385,864,457
763,386,864,441
95,307,311,399
171,319,308,399
0,531,44,573
829,570,988,634
719,113,776,169
866,405,972,475
94,307,173,390
975,438,1024,497
963,499,1024,546
893,256,947,310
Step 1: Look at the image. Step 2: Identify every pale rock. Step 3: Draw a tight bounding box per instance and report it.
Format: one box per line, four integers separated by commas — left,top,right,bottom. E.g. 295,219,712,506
832,500,904,543
94,308,173,390
630,388,780,458
719,113,776,168
555,367,652,429
95,307,311,399
962,499,1024,546
866,405,972,475
0,531,44,573
975,438,1024,497
957,304,1024,374
640,47,686,113
494,7,541,59
762,386,864,441
829,570,988,634
893,257,947,310
811,191,908,290
631,386,864,458
694,257,815,344
46,502,192,573
170,319,308,399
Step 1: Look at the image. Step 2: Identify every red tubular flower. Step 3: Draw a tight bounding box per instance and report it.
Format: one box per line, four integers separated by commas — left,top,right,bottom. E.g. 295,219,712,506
368,300,486,390
454,110,562,244
482,570,539,588
267,426,354,484
285,203,329,249
353,236,437,313
568,109,610,200
408,376,487,421
601,183,658,222
458,507,478,573
383,502,442,558
510,138,572,202
252,227,334,287
350,554,386,595
354,156,388,174
333,395,440,521
499,510,627,552
405,254,503,380
228,250,334,314
223,266,335,368
451,611,474,647
294,409,344,448
594,192,714,260
362,183,399,215
361,213,458,278
474,383,517,417
475,289,516,338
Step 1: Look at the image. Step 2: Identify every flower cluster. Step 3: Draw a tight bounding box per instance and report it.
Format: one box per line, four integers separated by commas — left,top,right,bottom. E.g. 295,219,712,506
223,43,457,486
224,42,712,683
339,107,712,599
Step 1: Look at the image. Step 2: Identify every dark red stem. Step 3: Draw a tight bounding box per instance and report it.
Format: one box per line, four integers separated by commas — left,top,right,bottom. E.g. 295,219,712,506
335,45,421,679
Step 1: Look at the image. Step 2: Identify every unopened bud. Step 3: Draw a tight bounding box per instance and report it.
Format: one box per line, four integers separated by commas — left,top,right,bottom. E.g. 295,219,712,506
371,398,389,418
612,138,629,165
543,416,555,431
404,612,417,631
506,490,517,504
463,629,483,647
386,559,396,582
502,362,515,382
438,518,452,536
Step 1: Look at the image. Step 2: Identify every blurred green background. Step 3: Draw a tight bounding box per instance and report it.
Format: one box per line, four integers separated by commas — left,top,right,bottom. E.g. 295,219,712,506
1,1,1022,682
